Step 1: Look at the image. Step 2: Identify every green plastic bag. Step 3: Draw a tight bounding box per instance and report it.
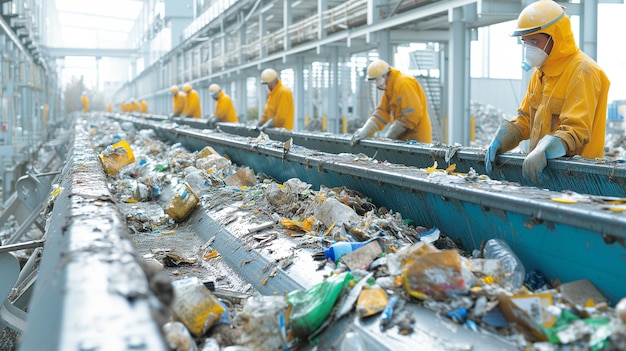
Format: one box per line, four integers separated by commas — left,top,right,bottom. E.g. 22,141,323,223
287,272,353,338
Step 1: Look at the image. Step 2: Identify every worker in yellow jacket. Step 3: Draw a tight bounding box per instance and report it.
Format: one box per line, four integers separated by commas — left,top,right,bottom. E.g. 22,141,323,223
181,83,202,118
131,98,140,113
81,93,89,113
170,85,186,118
485,0,610,184
258,69,294,130
107,103,112,113
140,99,148,114
351,59,432,146
207,84,238,128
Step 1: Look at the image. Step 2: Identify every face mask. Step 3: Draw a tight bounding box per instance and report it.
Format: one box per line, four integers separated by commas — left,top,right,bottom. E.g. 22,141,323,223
521,37,550,72
375,75,386,90
212,92,219,100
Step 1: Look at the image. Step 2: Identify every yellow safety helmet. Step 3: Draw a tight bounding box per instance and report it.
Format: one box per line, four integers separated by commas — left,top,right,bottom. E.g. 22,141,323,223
209,84,221,93
170,85,179,93
511,0,566,37
260,69,278,84
183,83,192,92
366,59,390,80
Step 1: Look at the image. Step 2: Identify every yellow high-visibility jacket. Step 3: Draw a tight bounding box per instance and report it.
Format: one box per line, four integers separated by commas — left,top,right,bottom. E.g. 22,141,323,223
81,95,89,113
214,91,238,123
172,92,186,117
369,67,432,143
132,100,140,113
260,79,294,130
107,103,112,112
509,14,610,158
182,89,202,118
140,100,148,113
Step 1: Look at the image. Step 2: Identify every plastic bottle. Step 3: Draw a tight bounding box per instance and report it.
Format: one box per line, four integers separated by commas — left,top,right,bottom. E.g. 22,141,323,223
483,239,526,289
324,241,368,262
287,272,353,338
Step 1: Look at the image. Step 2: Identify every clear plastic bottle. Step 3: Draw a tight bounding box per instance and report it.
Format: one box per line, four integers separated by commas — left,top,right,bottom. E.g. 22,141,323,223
483,239,526,289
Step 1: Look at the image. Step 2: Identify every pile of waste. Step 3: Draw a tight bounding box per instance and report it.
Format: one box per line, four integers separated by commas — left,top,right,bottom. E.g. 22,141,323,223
89,115,626,351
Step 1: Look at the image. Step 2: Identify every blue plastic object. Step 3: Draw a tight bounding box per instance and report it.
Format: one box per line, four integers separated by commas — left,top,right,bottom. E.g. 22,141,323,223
446,308,467,324
324,241,368,262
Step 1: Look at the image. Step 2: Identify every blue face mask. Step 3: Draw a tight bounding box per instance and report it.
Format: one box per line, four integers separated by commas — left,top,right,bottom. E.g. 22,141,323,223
211,92,219,100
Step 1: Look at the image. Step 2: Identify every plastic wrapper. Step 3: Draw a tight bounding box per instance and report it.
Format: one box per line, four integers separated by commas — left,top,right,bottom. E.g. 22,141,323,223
402,249,469,300
239,295,289,351
287,272,353,338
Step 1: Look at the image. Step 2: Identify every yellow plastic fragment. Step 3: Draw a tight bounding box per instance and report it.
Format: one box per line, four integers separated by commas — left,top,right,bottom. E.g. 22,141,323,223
425,161,438,173
356,287,389,318
551,197,578,204
203,250,219,259
280,216,316,232
445,164,457,174
323,221,337,236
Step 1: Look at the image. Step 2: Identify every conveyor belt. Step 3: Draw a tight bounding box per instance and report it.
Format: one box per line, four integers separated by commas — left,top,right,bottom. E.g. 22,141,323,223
16,116,519,351
122,113,626,198
111,113,626,304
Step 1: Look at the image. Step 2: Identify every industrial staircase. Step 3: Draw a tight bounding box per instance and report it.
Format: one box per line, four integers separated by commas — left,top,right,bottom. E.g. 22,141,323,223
409,49,444,142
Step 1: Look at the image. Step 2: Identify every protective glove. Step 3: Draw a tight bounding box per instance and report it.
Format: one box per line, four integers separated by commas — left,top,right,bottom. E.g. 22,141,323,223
385,121,408,140
522,134,565,184
351,119,379,146
207,116,218,129
259,119,274,131
485,120,523,174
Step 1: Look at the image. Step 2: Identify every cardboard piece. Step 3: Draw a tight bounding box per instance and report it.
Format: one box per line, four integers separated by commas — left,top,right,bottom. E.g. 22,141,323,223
497,292,548,342
341,240,382,271
559,279,607,307
510,292,556,328
224,167,256,187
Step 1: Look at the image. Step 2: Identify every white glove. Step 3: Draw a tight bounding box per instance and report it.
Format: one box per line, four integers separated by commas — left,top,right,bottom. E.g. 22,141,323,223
385,122,408,140
351,119,379,146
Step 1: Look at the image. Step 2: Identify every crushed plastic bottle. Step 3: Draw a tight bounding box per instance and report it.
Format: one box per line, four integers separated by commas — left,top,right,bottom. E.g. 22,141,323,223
483,239,526,289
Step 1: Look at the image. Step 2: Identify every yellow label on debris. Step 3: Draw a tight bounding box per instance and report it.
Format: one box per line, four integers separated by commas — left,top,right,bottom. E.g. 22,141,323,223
510,293,556,328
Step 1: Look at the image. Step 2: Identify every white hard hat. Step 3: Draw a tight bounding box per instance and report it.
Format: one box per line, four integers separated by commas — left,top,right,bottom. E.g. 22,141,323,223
366,59,390,80
261,69,278,84
209,84,221,93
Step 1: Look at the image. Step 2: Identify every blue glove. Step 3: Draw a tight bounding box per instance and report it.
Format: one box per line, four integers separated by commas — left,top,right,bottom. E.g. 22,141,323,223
485,120,523,174
522,135,565,184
